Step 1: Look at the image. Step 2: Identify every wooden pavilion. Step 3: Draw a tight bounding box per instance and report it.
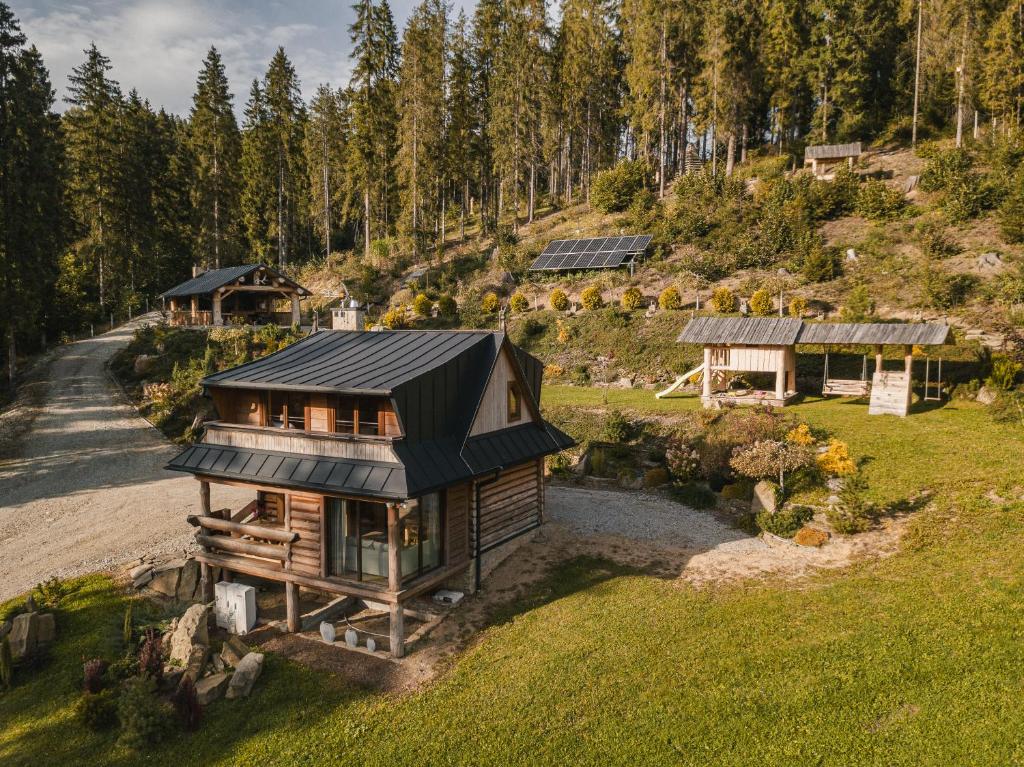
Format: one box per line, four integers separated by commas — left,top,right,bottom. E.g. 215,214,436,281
159,265,311,327
664,317,953,417
803,142,862,178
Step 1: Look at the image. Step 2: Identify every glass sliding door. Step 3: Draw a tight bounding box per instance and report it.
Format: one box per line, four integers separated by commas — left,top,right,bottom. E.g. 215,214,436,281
399,492,444,583
324,497,388,583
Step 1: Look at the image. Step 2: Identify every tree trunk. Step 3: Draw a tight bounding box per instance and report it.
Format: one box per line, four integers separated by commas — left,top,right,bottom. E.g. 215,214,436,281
6,327,14,387
912,0,923,147
364,188,371,261
725,132,736,177
658,16,667,198
955,18,967,149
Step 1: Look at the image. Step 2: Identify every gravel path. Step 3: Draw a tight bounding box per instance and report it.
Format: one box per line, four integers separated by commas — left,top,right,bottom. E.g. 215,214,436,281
0,316,247,601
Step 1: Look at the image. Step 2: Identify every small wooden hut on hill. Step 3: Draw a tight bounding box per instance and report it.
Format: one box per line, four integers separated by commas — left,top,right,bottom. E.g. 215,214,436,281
665,317,953,417
159,265,311,327
803,142,862,178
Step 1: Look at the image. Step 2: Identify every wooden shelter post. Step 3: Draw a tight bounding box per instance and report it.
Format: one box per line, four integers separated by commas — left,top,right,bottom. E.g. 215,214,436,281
702,346,712,400
387,503,405,657
212,292,223,326
904,345,913,375
190,295,198,323
874,345,884,373
290,294,301,326
774,348,786,400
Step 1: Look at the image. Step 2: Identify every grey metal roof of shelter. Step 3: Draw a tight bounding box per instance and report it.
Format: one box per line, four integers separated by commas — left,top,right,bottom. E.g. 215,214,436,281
677,317,953,347
677,317,803,346
201,329,495,394
159,264,309,299
804,142,862,161
795,322,953,346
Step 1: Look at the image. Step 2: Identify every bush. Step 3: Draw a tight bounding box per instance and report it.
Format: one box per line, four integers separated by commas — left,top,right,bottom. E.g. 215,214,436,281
621,286,644,310
138,629,163,683
590,159,649,213
816,439,857,476
543,364,564,381
381,305,409,329
720,479,754,500
855,180,905,220
569,364,591,386
998,175,1024,243
671,482,717,509
729,439,813,491
437,294,457,318
602,410,631,442
83,658,109,694
921,264,975,309
665,442,699,482
76,688,119,732
915,220,960,259
840,285,874,322
987,356,1022,390
171,677,203,732
549,288,570,311
580,285,603,310
749,289,774,316
788,296,808,318
802,245,841,282
412,293,432,317
756,504,814,538
508,292,529,313
785,423,815,446
481,292,500,313
117,676,173,750
643,467,671,487
658,286,682,310
710,287,736,314
826,473,875,534
920,148,974,193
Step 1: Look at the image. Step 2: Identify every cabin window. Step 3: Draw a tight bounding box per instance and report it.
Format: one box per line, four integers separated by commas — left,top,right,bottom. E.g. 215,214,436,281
334,396,356,434
358,398,381,436
267,391,307,429
400,492,444,582
286,392,306,429
268,391,287,428
324,498,388,583
507,381,522,422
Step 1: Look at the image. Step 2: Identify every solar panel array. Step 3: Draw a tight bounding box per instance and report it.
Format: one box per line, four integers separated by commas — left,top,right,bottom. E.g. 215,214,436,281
529,234,653,271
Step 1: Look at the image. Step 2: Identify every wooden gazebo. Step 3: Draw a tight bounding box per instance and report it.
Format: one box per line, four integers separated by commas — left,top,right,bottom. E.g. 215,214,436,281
803,142,862,178
665,317,953,417
159,265,311,327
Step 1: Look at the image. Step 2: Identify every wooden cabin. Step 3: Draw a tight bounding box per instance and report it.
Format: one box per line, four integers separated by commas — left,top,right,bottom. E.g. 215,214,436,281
159,264,311,327
803,142,862,178
668,317,953,416
166,329,574,657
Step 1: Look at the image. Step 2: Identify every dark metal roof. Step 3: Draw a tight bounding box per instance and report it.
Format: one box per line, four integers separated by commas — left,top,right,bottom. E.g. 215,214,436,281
677,317,953,347
677,317,803,346
462,422,576,475
159,264,309,299
201,329,496,394
167,421,574,500
795,322,952,346
804,142,862,160
166,444,408,499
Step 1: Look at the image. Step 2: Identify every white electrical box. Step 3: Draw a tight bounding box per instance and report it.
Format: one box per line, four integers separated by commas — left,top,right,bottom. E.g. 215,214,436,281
214,581,257,635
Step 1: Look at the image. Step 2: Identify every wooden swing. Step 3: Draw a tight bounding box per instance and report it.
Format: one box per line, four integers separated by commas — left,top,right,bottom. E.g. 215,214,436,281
923,356,944,401
821,348,871,397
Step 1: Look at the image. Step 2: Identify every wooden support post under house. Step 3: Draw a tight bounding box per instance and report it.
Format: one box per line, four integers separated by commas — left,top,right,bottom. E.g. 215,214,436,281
283,494,300,632
702,347,712,400
199,480,214,603
387,503,404,658
904,345,913,375
774,350,786,401
874,345,884,373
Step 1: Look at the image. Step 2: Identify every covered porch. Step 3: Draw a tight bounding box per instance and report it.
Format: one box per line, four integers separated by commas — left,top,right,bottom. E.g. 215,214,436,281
191,478,454,658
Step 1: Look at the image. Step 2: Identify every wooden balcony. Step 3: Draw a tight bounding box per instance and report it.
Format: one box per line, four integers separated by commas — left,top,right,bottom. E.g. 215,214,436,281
202,421,401,463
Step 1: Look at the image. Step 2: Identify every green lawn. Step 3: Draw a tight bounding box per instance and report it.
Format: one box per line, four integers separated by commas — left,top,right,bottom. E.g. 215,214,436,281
4,393,1024,765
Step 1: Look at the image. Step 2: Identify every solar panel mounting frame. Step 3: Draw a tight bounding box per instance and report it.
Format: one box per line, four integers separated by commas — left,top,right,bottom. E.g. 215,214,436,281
529,234,653,272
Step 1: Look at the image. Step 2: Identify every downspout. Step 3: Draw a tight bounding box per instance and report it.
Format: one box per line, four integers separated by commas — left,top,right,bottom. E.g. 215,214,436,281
474,468,502,591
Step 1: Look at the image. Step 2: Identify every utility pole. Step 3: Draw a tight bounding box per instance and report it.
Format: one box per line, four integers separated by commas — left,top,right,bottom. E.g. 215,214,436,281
912,0,924,147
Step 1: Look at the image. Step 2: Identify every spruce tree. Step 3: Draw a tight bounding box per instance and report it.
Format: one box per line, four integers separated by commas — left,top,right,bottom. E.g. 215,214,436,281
304,83,351,255
189,47,243,269
240,78,275,262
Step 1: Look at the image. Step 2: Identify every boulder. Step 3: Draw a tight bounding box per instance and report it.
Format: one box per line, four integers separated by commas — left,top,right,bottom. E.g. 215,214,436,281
176,559,200,602
220,635,249,668
9,612,38,659
751,480,780,516
129,563,153,581
169,604,210,665
133,354,157,374
794,527,830,547
225,652,264,700
163,665,184,690
182,644,209,685
610,376,633,390
148,561,184,597
0,619,10,640
195,672,231,705
35,613,56,645
976,386,997,406
133,570,154,590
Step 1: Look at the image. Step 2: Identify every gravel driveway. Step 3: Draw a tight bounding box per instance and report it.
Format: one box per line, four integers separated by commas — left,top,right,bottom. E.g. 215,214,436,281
0,316,247,601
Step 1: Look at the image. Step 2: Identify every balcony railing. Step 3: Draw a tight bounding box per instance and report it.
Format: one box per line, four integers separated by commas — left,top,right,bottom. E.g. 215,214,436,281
202,421,401,463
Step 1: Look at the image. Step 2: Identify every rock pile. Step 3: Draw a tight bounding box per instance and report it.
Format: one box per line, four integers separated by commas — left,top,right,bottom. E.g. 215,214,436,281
4,605,57,660
159,604,264,705
128,556,221,603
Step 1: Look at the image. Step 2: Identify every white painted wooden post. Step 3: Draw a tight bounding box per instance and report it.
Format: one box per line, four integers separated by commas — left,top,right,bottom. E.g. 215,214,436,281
702,346,712,401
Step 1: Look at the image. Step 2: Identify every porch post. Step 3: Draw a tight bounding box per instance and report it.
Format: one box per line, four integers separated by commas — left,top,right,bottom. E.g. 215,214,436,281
904,345,913,375
284,494,300,632
387,503,405,658
212,291,222,326
290,294,301,327
198,480,214,603
702,346,712,400
774,348,786,401
190,295,198,323
874,345,884,374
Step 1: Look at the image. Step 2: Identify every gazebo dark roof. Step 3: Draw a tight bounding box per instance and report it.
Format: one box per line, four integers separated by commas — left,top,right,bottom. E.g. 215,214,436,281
159,264,309,299
677,317,953,347
804,142,862,161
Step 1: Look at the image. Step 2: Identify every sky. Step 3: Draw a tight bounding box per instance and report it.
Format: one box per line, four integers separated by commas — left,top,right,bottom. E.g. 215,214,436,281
15,0,476,116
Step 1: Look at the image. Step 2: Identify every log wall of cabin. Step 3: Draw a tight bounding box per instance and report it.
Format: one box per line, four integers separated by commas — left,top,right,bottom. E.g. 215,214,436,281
475,460,543,550
446,483,471,567
286,494,323,577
